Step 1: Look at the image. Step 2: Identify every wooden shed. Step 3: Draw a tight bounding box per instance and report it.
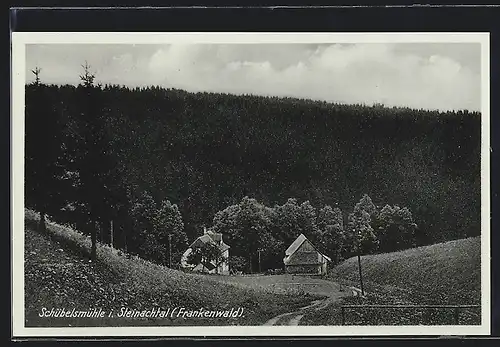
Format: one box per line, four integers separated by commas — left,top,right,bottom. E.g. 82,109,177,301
283,234,331,275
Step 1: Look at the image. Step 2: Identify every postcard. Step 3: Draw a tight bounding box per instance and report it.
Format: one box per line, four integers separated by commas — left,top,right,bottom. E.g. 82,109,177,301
11,32,491,337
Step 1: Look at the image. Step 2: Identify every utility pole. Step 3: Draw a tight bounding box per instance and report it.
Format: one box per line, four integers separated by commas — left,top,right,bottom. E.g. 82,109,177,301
258,249,262,273
356,229,365,296
169,234,172,268
97,221,102,243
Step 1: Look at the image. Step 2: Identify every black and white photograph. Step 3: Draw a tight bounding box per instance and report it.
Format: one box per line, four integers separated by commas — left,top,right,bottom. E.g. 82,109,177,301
11,32,491,337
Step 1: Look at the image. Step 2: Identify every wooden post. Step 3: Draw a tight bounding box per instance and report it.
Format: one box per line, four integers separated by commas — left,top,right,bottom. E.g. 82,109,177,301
341,306,345,325
215,253,219,274
110,220,114,248
124,231,128,253
258,249,261,273
357,253,364,296
454,307,460,325
90,221,97,260
169,234,172,268
97,221,102,243
39,209,46,232
356,230,365,296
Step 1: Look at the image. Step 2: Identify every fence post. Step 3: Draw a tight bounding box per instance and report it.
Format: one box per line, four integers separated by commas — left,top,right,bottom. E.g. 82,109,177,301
341,306,345,326
454,307,460,325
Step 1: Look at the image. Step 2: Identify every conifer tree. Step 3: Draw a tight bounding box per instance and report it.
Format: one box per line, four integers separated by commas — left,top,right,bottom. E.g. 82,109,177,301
25,67,65,232
76,62,113,260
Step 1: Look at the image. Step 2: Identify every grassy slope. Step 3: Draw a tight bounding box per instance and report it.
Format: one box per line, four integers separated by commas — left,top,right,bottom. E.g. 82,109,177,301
24,210,316,327
301,237,481,325
334,237,481,304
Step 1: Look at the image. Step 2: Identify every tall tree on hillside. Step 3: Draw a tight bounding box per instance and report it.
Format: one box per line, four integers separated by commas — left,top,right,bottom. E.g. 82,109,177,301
346,194,379,255
235,196,280,272
356,194,378,218
346,209,378,255
25,67,65,232
317,205,345,263
272,198,321,247
75,62,114,260
32,67,41,84
154,199,188,266
374,204,418,252
128,192,188,266
129,191,157,257
212,196,280,272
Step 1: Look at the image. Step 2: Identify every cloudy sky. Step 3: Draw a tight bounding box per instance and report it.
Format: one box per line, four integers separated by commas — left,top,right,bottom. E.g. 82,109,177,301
26,43,481,111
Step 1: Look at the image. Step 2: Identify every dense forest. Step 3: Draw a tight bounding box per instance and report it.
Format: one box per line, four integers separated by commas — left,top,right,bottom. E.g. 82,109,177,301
25,69,481,272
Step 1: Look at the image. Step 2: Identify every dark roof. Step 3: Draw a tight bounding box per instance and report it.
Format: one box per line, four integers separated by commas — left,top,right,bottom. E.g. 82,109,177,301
189,234,212,248
201,261,217,271
207,231,222,243
188,231,230,253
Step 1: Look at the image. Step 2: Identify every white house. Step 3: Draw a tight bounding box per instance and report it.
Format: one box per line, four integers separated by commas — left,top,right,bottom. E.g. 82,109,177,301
180,228,230,275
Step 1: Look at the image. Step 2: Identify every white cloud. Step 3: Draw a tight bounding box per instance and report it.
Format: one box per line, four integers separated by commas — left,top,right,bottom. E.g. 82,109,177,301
26,43,481,111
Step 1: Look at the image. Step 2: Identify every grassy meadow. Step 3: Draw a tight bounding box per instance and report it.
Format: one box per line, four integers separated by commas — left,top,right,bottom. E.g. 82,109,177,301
301,237,482,325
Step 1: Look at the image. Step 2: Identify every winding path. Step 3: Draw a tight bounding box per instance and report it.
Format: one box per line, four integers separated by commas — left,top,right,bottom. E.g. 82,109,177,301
262,278,357,326
264,298,333,326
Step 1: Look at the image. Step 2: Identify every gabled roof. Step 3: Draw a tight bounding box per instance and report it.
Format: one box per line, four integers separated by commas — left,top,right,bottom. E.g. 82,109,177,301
284,233,332,263
207,231,222,243
285,233,307,256
188,230,230,253
189,234,213,248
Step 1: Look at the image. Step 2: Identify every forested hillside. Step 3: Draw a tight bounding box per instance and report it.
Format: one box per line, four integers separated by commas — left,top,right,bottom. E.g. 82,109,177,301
25,79,481,271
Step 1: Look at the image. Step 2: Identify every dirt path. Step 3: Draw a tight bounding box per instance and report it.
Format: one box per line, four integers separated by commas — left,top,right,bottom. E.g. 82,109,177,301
199,273,355,326
261,276,352,326
264,298,331,326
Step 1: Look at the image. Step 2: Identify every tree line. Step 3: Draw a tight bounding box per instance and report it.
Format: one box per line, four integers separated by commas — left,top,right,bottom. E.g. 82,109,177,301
25,64,481,269
210,194,417,273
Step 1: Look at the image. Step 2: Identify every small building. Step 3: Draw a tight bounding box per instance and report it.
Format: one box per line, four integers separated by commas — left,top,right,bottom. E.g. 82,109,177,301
180,228,230,275
283,234,331,275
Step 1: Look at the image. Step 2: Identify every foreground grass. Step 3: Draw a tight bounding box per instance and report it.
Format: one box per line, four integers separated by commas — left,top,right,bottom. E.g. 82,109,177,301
24,210,315,327
301,237,481,325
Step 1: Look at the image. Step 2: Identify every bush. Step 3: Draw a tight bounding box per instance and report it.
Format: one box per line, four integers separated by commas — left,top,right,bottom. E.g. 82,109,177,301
228,256,248,273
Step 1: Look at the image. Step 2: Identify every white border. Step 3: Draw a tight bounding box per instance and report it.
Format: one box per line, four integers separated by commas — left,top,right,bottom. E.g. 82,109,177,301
11,32,491,338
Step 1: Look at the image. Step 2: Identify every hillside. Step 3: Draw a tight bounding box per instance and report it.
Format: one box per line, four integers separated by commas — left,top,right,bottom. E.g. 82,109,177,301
24,211,317,327
333,236,481,305
300,237,482,325
25,83,481,250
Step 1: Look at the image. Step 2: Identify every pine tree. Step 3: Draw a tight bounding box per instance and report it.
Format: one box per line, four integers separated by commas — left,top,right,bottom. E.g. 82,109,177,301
75,62,113,260
25,67,65,232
